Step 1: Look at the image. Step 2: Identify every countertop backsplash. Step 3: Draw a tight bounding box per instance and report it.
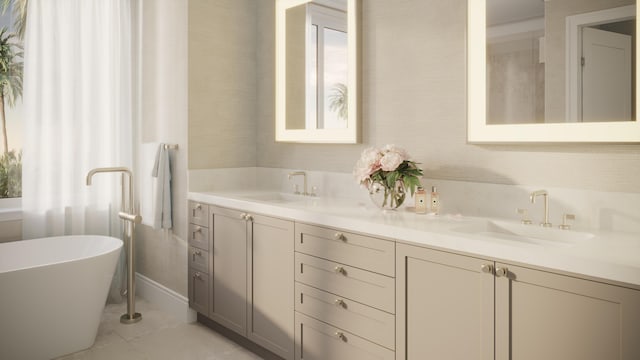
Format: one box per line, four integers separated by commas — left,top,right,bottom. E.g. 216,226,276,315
188,167,640,235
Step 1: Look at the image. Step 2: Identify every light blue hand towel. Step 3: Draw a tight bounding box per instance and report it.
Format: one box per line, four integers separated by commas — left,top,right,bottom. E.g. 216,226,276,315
151,144,172,229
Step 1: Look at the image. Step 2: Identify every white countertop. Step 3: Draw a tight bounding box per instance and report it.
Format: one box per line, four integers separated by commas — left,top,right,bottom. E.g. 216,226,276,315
188,190,640,288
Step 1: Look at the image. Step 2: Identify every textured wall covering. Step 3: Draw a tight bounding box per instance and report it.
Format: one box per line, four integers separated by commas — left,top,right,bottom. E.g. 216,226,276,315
135,0,189,296
255,0,640,193
189,0,258,169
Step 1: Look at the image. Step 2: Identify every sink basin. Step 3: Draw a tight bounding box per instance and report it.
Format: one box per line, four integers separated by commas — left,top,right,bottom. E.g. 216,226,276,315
233,191,312,204
453,219,594,247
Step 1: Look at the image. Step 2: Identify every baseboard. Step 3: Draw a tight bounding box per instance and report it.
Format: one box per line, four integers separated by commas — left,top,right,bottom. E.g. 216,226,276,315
135,272,197,323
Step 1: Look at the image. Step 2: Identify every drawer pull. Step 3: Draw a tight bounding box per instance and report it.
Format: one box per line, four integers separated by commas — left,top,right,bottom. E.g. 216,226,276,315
192,250,202,261
335,331,347,342
334,232,346,241
192,204,202,218
334,299,346,308
495,267,509,277
193,272,202,280
192,226,202,239
334,266,346,275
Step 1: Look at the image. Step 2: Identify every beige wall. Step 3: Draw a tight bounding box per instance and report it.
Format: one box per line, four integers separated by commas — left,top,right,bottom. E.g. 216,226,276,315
135,0,189,296
189,0,258,169
256,0,640,193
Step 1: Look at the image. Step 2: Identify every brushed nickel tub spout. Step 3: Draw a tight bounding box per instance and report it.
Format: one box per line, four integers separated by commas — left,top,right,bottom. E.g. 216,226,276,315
86,167,142,324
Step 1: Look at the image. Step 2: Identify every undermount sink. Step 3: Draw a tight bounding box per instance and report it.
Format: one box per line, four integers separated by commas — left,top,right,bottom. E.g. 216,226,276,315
233,191,313,203
454,219,594,247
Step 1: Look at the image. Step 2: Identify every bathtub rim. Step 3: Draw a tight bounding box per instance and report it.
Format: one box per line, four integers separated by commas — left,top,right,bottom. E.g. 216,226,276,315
0,235,123,274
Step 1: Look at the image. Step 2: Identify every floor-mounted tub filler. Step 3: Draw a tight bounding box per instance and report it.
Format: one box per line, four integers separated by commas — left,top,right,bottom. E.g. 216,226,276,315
0,235,122,360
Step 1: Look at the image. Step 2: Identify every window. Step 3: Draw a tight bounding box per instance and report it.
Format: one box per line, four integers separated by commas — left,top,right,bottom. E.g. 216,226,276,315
0,2,24,201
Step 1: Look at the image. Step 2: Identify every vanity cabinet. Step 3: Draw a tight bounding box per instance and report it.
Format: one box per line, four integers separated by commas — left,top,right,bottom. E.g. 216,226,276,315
396,243,640,360
495,262,640,360
294,223,396,360
188,204,295,360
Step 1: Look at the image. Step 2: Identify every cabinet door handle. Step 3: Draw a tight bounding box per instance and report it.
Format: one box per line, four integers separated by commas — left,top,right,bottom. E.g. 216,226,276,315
334,299,346,308
481,264,494,274
495,267,509,277
245,214,253,222
334,266,346,275
193,272,202,280
334,232,346,241
192,226,202,239
335,332,347,342
240,213,247,220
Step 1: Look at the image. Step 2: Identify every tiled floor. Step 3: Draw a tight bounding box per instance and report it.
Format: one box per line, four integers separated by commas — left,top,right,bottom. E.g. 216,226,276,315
55,298,263,360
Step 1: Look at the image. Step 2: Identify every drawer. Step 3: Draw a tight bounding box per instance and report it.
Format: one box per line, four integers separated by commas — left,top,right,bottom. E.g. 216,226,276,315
295,283,395,350
295,253,395,313
295,312,394,360
189,201,209,227
188,269,209,315
295,223,395,276
188,246,208,273
189,223,209,251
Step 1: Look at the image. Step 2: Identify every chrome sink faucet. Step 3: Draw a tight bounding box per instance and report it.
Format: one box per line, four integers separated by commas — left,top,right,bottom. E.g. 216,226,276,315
530,189,552,227
288,171,308,196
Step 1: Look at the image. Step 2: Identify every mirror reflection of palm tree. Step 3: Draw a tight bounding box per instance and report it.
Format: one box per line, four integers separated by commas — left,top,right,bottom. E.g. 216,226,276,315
328,83,348,121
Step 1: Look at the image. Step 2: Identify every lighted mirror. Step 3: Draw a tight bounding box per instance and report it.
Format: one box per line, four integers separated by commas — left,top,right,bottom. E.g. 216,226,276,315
468,0,640,143
276,0,361,143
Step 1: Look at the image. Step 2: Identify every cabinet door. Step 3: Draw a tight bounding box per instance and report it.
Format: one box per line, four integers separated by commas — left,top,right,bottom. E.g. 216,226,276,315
396,244,494,360
496,263,640,360
247,214,294,360
210,206,248,336
188,269,209,315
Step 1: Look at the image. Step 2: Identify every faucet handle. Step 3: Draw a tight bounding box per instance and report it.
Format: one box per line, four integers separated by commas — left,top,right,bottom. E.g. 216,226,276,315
559,214,575,230
516,208,532,225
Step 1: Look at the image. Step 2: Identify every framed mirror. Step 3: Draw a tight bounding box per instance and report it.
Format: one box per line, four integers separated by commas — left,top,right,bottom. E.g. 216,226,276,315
468,0,640,143
276,0,361,143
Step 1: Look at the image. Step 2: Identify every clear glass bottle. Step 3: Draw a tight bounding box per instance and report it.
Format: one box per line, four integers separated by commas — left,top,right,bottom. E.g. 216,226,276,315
430,186,440,215
415,186,427,214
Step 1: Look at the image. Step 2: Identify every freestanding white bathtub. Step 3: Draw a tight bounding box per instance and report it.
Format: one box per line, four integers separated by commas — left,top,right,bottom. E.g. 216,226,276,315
0,235,123,360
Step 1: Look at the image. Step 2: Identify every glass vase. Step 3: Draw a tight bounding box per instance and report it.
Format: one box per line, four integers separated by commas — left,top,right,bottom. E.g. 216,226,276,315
368,179,406,210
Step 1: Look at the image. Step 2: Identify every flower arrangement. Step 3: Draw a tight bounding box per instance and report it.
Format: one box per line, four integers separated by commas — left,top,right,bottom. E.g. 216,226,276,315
353,145,423,209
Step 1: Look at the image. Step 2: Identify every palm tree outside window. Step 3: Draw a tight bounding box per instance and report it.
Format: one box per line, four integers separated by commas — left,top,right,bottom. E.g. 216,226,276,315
0,0,24,199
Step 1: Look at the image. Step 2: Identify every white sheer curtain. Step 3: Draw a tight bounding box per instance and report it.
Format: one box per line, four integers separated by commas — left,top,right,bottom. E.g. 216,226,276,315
22,0,132,300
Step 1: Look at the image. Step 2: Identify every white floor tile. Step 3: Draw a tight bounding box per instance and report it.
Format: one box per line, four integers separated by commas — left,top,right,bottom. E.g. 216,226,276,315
55,298,263,360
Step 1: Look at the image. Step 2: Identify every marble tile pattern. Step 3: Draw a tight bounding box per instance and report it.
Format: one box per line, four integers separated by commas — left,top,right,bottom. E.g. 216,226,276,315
55,298,262,360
